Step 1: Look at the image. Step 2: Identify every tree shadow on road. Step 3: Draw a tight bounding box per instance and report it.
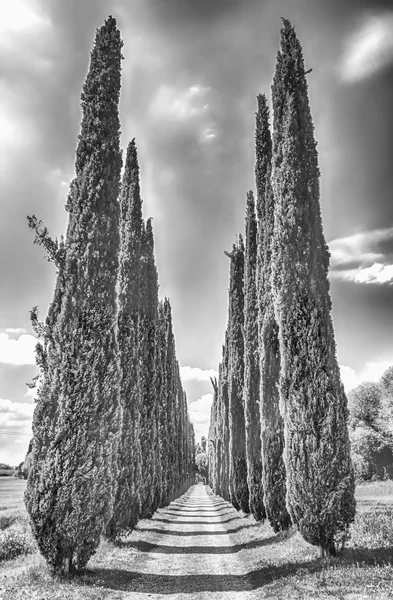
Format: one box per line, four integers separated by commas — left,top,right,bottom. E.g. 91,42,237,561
118,533,288,554
151,515,242,525
83,546,393,595
135,521,259,536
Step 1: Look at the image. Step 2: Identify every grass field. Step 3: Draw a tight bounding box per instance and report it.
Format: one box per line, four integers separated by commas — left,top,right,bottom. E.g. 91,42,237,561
0,478,26,511
0,479,392,599
0,470,17,477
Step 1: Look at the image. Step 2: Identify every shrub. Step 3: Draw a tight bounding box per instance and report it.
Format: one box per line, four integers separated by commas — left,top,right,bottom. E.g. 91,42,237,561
0,524,36,562
0,513,19,531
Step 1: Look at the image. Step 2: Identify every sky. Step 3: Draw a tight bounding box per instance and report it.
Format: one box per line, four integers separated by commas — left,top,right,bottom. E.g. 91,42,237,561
1,0,393,465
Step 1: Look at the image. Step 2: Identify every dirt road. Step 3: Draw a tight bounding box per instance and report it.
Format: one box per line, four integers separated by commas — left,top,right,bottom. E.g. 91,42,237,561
99,482,257,599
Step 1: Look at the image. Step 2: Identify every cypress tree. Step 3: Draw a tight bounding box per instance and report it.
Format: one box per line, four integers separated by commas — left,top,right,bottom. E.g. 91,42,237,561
244,191,265,521
25,16,123,574
219,338,231,501
106,139,143,538
157,301,170,502
226,238,249,512
161,298,177,500
256,94,291,531
271,19,356,555
138,219,160,517
208,377,218,491
173,361,181,492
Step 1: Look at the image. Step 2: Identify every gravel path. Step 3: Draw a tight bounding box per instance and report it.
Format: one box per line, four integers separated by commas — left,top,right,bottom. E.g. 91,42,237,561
101,483,256,599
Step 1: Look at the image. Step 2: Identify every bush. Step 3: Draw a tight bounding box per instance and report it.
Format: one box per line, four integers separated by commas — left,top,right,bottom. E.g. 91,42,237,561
0,524,36,562
0,513,19,531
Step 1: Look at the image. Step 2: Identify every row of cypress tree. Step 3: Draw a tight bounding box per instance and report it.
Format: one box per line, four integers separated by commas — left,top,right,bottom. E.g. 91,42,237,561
25,16,195,576
208,19,356,557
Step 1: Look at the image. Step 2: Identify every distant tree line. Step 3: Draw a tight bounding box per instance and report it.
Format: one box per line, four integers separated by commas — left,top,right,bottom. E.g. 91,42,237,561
208,20,356,558
24,16,195,576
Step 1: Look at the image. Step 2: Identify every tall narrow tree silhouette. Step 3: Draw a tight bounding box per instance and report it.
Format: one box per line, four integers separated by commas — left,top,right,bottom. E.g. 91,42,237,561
138,219,160,517
244,190,265,521
226,237,249,512
107,139,143,538
208,377,218,491
25,16,123,574
271,19,355,555
255,94,290,531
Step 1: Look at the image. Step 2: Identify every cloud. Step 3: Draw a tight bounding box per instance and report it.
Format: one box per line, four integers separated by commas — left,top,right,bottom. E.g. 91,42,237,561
149,84,210,121
347,263,393,285
0,398,33,465
0,1,45,33
0,398,34,428
0,332,37,365
189,392,213,443
200,127,218,143
180,366,218,383
340,360,393,392
329,227,393,285
4,328,26,334
340,365,361,392
340,12,393,82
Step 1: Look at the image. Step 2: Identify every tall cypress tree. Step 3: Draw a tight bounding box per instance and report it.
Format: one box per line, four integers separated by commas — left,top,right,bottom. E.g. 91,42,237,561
271,19,355,555
25,16,123,574
244,191,265,521
162,298,177,500
226,238,249,512
256,94,291,531
208,377,218,491
138,219,160,517
219,335,231,501
107,139,143,538
157,301,170,502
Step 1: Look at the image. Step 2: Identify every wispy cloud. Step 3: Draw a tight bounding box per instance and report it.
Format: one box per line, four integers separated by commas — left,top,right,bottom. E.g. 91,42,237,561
0,332,37,365
340,12,393,82
189,392,213,444
329,227,393,285
180,366,218,383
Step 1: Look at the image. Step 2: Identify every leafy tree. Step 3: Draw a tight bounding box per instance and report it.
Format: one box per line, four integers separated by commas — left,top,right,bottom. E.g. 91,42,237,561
244,190,265,521
195,452,208,479
255,94,290,532
381,366,393,399
226,237,249,512
25,16,123,574
270,19,355,556
348,383,382,428
348,379,393,480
